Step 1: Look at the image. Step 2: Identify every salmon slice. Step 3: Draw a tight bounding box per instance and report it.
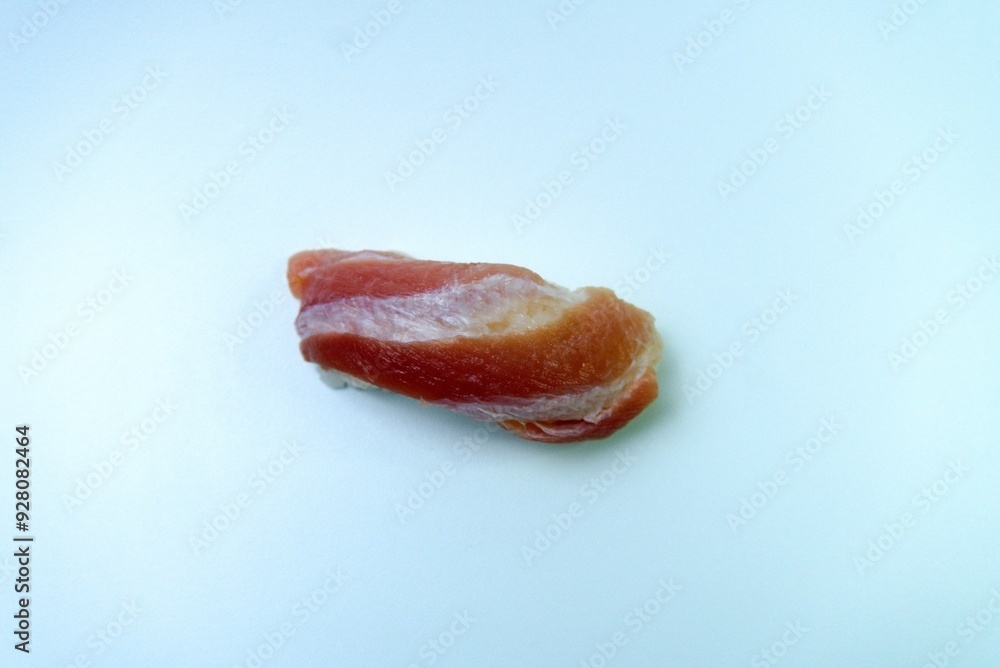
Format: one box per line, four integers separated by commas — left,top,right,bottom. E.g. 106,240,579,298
288,248,663,443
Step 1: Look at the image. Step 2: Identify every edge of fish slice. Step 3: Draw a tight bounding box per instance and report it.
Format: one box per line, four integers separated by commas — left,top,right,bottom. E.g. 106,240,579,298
499,367,659,443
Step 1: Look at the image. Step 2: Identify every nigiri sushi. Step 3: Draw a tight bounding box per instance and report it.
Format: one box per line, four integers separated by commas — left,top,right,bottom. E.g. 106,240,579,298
288,249,662,443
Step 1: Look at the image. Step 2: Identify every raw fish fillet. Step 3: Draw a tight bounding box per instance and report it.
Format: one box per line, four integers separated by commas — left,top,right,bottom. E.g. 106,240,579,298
288,249,663,443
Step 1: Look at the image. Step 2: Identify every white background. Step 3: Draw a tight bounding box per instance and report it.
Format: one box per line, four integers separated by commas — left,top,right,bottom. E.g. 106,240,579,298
3,0,1000,666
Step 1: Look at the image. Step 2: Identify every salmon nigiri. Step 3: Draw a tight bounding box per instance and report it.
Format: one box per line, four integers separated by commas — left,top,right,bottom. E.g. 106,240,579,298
288,249,663,443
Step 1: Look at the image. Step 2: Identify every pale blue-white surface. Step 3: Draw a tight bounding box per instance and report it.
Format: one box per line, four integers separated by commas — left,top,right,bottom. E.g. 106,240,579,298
3,1,999,666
